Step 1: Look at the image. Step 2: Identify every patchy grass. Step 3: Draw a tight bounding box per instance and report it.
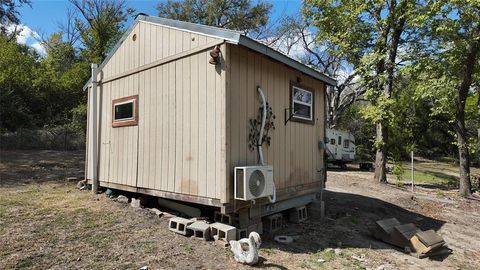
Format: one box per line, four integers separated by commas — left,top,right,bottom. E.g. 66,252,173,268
0,182,248,269
397,159,480,187
2,150,480,270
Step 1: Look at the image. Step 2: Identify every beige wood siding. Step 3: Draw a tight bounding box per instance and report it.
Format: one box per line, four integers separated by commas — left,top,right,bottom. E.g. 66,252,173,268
101,21,220,80
88,20,226,200
226,44,326,201
86,20,326,205
134,48,225,200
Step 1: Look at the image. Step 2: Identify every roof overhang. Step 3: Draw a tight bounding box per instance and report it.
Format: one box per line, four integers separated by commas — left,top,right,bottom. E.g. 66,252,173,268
83,15,336,91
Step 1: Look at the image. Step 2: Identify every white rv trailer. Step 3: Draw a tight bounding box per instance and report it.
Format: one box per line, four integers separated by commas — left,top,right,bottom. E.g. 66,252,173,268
325,128,355,167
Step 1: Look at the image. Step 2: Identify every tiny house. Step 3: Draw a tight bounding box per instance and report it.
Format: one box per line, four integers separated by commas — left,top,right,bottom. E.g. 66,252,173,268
83,15,336,229
326,128,356,166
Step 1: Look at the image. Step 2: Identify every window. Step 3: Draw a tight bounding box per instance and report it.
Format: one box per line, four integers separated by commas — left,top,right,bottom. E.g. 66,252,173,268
291,83,314,124
115,102,133,120
330,138,335,145
112,95,138,127
344,139,349,148
338,136,342,145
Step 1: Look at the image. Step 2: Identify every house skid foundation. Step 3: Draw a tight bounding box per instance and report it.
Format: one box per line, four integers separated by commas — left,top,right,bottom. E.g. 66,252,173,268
84,15,335,233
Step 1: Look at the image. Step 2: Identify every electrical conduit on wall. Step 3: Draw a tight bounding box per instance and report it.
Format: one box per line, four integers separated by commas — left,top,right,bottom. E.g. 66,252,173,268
256,86,276,203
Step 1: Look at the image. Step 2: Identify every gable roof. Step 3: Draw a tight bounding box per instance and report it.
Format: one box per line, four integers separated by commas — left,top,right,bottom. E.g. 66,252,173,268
83,15,336,90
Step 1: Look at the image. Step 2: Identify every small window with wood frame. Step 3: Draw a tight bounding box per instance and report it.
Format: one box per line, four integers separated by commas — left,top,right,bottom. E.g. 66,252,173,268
290,82,314,124
112,95,138,127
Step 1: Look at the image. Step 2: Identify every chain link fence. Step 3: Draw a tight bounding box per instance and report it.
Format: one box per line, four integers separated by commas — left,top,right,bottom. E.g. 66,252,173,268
0,127,86,151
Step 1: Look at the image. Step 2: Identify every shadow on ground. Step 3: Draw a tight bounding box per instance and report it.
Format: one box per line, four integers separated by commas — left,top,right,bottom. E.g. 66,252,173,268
261,190,449,261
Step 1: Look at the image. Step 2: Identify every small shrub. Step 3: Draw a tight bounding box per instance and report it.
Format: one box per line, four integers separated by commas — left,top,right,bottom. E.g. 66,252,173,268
392,161,405,185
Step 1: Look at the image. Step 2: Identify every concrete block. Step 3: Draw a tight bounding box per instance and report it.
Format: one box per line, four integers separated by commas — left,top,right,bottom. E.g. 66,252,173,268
289,205,308,223
147,208,163,217
210,222,237,242
139,195,149,206
187,221,211,240
307,201,325,220
158,198,201,217
263,213,283,232
115,195,129,203
169,217,194,236
237,228,248,239
214,211,232,225
130,198,142,208
247,222,263,235
232,209,249,228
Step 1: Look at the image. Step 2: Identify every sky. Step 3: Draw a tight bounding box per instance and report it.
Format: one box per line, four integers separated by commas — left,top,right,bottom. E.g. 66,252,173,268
16,0,303,55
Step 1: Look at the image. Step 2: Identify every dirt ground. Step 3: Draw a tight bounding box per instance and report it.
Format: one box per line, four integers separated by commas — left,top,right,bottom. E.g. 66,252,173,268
1,150,480,269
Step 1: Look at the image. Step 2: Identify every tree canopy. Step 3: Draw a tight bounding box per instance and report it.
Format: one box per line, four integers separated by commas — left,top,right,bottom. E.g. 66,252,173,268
0,0,478,195
156,0,272,34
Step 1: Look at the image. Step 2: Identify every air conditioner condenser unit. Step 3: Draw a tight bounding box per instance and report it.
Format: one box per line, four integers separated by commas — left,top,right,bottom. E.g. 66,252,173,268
234,165,274,200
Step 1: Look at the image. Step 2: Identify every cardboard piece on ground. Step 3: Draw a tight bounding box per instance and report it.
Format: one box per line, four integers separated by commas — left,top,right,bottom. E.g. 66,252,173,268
372,218,449,259
416,247,451,259
410,230,446,255
390,223,420,248
416,229,445,247
373,218,401,241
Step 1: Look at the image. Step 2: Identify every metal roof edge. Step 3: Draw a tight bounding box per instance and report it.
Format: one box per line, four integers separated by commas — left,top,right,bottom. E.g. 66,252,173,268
142,16,241,43
83,15,336,90
238,36,337,86
83,15,243,90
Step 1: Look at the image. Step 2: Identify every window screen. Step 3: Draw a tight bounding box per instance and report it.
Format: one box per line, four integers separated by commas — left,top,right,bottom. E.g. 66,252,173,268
344,140,349,148
111,95,138,127
292,85,313,122
338,136,342,145
114,102,134,121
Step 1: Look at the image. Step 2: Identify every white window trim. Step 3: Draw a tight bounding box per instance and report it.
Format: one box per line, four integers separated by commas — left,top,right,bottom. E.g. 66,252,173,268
292,86,313,121
113,99,136,122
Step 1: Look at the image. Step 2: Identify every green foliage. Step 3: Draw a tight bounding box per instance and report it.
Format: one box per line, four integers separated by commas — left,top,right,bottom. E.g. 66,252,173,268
157,0,272,34
392,161,405,183
70,0,134,63
336,103,375,161
360,94,394,124
0,0,132,135
0,34,91,132
303,1,422,180
306,0,479,170
0,36,38,131
0,0,31,35
302,0,373,67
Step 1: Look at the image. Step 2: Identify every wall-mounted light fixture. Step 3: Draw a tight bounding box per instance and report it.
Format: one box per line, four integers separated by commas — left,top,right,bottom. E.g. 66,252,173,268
209,46,221,65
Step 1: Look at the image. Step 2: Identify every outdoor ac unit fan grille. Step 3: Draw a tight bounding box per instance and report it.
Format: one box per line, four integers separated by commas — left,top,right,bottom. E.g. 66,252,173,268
248,170,265,197
234,165,273,200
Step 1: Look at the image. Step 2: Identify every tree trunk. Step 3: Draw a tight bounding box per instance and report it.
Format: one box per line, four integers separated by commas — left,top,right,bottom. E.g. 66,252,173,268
374,121,388,183
456,115,471,196
477,92,480,167
374,1,407,184
477,125,480,168
456,38,479,196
